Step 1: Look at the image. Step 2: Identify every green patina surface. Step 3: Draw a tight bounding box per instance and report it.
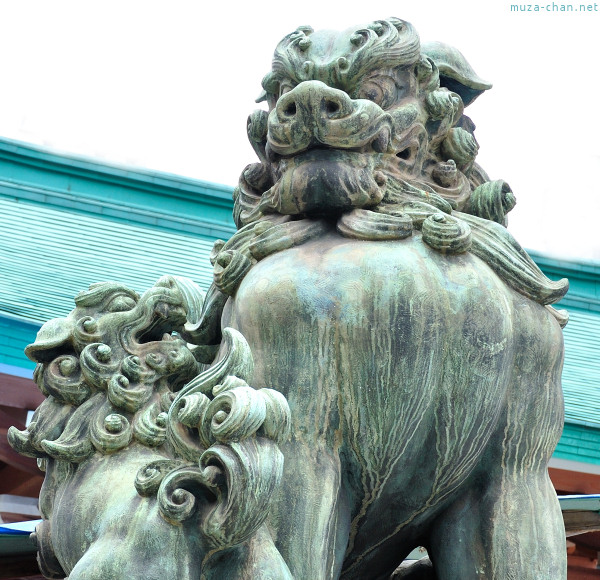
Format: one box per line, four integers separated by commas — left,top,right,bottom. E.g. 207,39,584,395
1,148,598,466
2,16,597,579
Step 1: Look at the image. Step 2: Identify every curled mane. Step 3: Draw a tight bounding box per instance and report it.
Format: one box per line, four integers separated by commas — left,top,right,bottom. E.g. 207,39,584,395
225,17,568,324
9,278,202,464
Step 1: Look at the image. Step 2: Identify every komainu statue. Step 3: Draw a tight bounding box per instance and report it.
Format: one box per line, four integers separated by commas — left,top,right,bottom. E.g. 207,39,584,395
11,17,569,580
9,277,293,578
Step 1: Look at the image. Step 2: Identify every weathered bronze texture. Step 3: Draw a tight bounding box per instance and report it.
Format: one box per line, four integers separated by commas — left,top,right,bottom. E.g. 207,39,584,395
10,17,569,579
9,277,292,578
227,19,568,577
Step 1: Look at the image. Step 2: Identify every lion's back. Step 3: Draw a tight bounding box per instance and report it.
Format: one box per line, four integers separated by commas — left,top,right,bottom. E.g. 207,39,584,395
225,230,564,513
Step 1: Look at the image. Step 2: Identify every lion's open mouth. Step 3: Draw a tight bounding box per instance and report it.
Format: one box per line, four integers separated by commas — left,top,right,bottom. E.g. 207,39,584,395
282,147,372,165
135,302,187,344
267,124,393,163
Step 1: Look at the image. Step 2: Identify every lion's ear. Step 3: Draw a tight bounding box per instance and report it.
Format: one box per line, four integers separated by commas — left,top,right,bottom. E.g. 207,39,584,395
255,89,267,103
157,438,284,547
25,317,74,363
197,439,284,547
421,41,492,106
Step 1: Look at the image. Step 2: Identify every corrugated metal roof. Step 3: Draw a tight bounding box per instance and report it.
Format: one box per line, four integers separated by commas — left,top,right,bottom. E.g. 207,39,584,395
554,423,600,465
562,308,600,427
0,197,216,323
1,195,599,431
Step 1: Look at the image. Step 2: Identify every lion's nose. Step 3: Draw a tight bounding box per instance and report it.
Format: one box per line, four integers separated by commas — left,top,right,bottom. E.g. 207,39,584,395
267,79,390,157
275,80,354,124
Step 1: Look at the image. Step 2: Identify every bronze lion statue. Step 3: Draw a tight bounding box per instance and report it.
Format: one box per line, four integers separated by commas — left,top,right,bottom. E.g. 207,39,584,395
190,17,569,579
9,277,292,578
11,17,568,580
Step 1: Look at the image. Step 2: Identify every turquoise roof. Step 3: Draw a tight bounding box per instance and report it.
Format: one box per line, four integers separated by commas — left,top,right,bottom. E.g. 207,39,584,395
0,137,236,239
0,137,234,371
529,253,600,433
0,196,216,324
561,309,600,428
0,137,599,466
555,422,600,465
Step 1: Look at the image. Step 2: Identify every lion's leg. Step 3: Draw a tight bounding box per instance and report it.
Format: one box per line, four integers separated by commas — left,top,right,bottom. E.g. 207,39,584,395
271,441,351,580
64,536,199,580
203,524,293,579
428,468,566,579
428,304,567,579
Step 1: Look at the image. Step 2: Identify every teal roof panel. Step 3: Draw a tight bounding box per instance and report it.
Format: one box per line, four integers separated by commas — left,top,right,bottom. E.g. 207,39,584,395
561,308,600,428
0,197,217,324
0,137,237,240
555,422,600,465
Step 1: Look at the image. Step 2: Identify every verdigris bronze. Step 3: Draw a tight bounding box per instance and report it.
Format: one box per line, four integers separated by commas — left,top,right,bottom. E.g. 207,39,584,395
10,17,569,579
9,277,292,578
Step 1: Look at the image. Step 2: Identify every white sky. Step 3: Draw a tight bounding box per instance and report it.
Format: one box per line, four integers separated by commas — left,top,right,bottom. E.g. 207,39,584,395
1,1,598,260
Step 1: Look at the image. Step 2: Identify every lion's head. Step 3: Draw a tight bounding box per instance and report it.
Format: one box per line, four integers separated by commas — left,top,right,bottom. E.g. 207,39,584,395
8,276,203,462
234,17,516,228
179,17,567,348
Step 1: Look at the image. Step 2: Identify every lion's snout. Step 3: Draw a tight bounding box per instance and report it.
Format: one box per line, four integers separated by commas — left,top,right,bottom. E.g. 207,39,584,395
267,80,392,157
278,81,354,123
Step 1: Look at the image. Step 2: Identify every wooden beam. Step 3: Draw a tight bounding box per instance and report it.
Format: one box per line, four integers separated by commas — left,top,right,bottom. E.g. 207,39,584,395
550,467,600,495
0,464,42,499
0,404,40,477
0,428,39,475
0,553,43,579
0,374,43,411
564,510,600,537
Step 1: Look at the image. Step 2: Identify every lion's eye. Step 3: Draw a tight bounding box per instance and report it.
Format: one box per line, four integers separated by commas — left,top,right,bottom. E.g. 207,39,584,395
361,83,384,104
356,76,398,109
105,295,137,312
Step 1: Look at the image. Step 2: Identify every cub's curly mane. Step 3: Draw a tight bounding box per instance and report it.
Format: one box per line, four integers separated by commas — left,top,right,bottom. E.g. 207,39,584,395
8,277,293,579
9,278,201,464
